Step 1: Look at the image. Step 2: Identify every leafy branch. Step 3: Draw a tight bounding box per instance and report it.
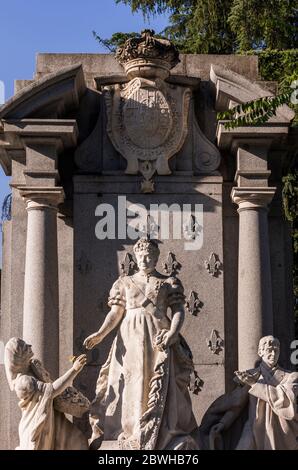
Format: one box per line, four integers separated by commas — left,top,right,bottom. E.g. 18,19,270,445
217,89,294,129
92,31,140,53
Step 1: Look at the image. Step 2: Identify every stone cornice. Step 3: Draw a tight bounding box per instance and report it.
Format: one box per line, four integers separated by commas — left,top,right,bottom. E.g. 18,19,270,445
3,119,78,149
0,119,78,175
216,123,290,153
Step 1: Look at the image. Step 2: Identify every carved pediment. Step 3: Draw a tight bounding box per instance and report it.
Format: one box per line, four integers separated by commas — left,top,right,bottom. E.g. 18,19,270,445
0,64,86,120
210,64,294,123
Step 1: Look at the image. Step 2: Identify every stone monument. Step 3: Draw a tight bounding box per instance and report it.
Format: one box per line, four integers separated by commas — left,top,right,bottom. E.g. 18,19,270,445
0,30,296,449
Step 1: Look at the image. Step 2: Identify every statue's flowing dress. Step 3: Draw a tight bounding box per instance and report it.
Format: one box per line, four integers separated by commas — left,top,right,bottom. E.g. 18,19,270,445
90,272,197,449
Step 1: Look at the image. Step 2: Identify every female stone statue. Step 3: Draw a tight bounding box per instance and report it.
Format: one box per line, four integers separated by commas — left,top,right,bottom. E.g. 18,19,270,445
84,238,198,450
4,338,89,450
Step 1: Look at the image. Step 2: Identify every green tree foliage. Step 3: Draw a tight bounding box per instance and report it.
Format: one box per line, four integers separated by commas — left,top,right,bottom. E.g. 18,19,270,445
92,31,141,52
217,50,298,130
228,0,298,51
217,89,295,129
282,167,298,337
114,0,298,53
113,0,236,53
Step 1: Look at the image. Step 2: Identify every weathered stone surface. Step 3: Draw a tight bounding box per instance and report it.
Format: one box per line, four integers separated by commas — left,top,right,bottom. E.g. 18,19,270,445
35,53,259,82
14,80,34,94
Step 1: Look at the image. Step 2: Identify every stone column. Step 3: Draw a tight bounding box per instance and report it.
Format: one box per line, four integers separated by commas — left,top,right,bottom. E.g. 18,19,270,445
20,187,64,378
216,123,291,371
231,187,275,370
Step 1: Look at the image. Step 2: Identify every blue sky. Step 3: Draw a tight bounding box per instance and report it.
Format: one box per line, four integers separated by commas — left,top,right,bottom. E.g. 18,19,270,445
0,0,169,265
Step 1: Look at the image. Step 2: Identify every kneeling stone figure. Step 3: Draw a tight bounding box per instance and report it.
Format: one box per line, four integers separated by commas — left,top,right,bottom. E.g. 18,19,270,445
5,337,89,450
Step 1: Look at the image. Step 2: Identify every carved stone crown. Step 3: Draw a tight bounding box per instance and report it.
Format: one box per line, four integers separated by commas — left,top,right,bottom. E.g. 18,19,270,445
115,29,180,79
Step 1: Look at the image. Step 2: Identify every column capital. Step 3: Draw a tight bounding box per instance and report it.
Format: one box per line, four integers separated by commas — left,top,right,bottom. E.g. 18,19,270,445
231,187,276,211
16,186,64,211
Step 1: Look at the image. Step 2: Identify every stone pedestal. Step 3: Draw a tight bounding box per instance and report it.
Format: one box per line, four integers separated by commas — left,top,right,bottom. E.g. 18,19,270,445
20,187,64,377
99,441,122,450
231,188,276,369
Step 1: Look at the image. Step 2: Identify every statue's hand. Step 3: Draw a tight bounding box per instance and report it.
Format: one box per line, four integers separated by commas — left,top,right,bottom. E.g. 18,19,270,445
83,333,102,350
155,329,178,350
73,354,87,372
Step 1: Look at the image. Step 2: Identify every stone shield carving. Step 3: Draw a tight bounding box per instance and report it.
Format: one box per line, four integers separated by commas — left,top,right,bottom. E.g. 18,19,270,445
104,77,191,179
123,85,172,149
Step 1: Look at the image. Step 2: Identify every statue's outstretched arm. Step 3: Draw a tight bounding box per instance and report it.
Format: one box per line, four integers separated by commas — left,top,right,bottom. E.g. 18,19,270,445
84,305,125,350
52,354,87,398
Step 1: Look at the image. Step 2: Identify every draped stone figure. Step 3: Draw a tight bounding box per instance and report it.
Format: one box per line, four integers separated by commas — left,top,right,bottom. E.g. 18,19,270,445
84,238,198,450
200,336,298,450
4,338,89,450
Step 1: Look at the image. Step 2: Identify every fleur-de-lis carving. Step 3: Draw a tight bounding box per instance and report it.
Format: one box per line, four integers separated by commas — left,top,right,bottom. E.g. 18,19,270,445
163,252,181,276
76,251,92,275
206,329,224,355
186,291,203,316
120,253,137,276
139,214,159,239
183,214,202,240
204,253,221,277
189,370,204,395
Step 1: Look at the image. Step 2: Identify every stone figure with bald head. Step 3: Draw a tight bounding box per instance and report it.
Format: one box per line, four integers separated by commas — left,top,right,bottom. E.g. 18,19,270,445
200,335,298,450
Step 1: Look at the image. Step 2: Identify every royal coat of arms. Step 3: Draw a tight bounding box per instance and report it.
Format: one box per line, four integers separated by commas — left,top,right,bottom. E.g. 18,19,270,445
104,31,191,192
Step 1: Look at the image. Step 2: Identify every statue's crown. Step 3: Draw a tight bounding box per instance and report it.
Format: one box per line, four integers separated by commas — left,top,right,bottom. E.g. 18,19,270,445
115,30,180,79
